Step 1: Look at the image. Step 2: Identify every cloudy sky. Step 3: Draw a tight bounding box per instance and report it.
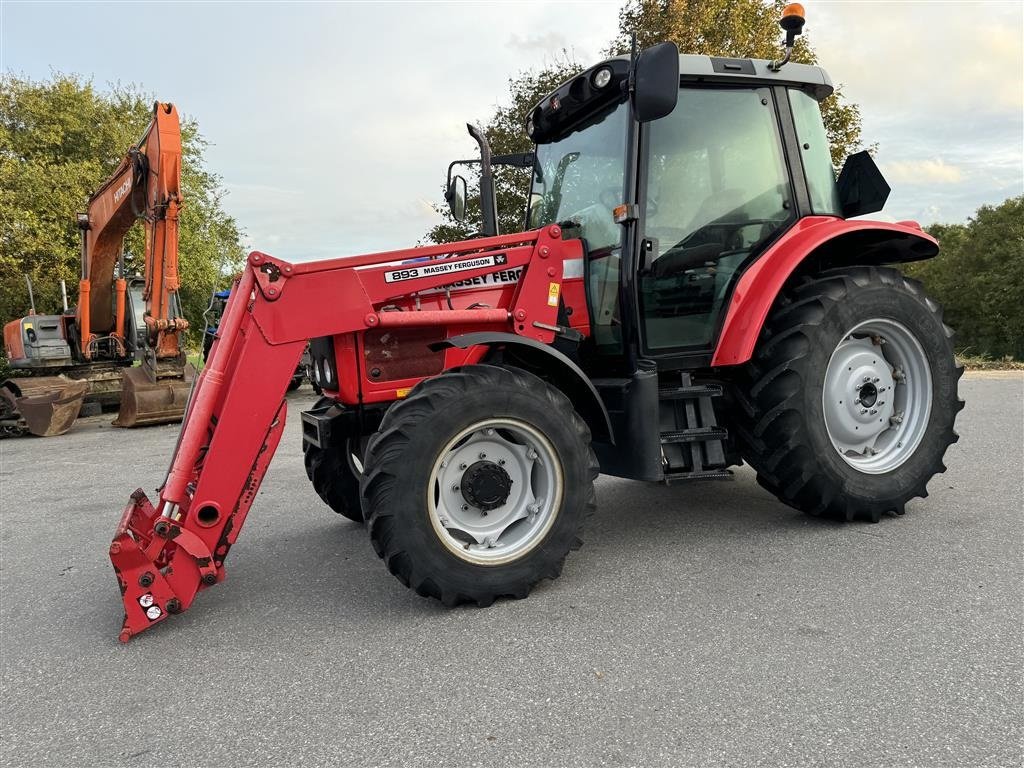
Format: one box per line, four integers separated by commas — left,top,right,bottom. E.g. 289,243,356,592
2,1,1021,261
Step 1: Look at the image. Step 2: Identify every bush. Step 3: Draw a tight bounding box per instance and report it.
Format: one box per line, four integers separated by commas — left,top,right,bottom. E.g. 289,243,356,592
904,197,1023,361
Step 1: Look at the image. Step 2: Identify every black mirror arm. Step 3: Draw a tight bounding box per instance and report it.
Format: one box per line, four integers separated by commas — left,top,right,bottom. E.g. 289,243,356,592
446,159,479,199
491,152,536,168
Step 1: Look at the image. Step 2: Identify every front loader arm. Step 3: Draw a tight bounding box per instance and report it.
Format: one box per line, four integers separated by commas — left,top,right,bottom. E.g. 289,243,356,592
110,225,575,641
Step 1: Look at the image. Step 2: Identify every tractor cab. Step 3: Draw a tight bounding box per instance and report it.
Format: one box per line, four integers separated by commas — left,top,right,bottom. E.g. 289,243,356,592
525,50,859,367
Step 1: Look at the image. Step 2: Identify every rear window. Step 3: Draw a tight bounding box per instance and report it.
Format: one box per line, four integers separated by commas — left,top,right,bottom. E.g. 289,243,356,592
788,89,843,216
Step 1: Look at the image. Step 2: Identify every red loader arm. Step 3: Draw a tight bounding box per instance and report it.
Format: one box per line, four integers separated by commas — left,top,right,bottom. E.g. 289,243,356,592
110,225,578,641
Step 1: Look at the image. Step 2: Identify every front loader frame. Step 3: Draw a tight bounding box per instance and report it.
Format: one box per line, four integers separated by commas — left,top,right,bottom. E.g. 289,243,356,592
110,225,579,642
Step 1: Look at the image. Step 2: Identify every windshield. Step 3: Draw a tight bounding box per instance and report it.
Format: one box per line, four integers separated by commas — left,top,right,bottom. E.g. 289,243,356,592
527,101,628,252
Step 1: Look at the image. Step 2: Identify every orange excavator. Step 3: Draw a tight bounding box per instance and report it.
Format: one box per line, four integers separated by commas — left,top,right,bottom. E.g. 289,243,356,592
2,102,194,435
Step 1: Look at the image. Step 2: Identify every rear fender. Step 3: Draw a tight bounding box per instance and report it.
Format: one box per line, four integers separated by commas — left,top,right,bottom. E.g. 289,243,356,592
712,217,939,367
436,332,613,444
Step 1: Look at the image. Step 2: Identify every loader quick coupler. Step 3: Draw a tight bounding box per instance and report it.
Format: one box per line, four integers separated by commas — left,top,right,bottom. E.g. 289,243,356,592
111,488,223,642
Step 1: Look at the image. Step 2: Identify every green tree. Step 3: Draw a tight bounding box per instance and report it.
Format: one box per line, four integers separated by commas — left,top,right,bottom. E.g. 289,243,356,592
0,74,244,348
610,0,864,167
906,197,1024,360
426,57,581,243
427,0,865,243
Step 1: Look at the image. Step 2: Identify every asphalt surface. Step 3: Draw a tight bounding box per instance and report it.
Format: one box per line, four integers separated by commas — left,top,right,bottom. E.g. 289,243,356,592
0,372,1021,767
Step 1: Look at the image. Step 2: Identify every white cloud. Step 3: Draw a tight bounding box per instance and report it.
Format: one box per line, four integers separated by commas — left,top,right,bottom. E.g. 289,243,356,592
2,0,1018,243
882,158,964,184
811,2,1023,113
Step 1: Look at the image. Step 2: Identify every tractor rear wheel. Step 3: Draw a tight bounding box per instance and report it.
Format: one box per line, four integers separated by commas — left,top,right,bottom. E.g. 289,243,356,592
735,266,963,522
361,365,598,606
303,398,366,523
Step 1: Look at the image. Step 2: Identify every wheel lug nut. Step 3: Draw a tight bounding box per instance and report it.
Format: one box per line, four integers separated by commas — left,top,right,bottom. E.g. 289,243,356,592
459,463,467,470
479,452,486,460
461,504,469,512
498,459,505,466
452,484,460,492
863,376,871,382
860,408,868,414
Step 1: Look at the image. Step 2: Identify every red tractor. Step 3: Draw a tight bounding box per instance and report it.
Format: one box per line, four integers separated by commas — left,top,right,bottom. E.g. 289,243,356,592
110,9,962,641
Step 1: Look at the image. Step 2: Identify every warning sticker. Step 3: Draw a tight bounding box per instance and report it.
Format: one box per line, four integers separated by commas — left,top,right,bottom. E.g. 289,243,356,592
384,253,508,284
547,282,561,307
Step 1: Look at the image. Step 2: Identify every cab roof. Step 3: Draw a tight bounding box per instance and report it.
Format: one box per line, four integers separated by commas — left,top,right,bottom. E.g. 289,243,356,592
675,54,833,100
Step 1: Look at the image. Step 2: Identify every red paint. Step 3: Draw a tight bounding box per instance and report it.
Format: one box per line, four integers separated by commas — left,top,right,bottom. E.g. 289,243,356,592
711,217,938,367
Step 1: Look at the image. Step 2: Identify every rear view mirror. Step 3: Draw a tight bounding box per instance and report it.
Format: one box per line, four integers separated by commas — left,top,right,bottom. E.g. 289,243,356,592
632,41,680,122
836,151,891,218
446,175,468,222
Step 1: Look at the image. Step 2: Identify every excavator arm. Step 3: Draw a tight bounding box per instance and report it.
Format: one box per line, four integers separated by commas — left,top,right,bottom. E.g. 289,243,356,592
109,225,577,641
76,102,187,362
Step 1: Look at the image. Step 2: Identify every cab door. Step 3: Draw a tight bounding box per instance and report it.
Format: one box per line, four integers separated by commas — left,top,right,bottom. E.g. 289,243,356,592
638,86,796,357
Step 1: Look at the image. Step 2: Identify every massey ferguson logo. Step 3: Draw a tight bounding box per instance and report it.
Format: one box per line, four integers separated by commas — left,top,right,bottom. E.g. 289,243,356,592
383,253,509,284
113,175,132,204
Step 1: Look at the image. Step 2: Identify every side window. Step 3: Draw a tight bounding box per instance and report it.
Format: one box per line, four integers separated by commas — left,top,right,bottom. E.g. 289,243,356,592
640,87,794,352
788,89,843,216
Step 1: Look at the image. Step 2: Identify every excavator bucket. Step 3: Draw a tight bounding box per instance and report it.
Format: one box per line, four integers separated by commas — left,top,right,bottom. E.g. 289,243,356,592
112,364,196,428
0,376,89,437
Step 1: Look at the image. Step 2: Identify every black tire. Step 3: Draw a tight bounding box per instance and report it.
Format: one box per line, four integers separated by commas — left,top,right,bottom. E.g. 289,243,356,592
734,266,963,522
303,397,365,523
361,364,598,607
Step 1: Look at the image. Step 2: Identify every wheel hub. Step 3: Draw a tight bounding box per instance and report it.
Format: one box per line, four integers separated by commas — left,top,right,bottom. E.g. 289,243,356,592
824,339,895,453
822,319,933,474
460,460,512,511
428,419,562,565
857,382,878,408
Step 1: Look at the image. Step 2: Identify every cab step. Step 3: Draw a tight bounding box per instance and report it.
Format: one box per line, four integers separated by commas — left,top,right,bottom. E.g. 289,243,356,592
660,426,729,444
658,372,731,483
657,382,723,400
664,468,734,484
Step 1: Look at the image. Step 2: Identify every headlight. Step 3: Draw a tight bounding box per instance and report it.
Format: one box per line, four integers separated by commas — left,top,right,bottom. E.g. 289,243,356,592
592,67,613,89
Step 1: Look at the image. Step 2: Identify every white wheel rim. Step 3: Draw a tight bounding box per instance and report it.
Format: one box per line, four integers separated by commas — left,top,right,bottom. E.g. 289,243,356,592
822,318,932,474
427,418,563,565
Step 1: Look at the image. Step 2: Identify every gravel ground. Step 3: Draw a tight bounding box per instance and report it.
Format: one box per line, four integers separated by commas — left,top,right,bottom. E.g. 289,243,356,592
1,372,1021,768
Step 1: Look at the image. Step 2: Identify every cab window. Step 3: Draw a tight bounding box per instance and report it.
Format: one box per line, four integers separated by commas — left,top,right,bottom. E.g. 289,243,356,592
640,86,794,352
788,89,842,216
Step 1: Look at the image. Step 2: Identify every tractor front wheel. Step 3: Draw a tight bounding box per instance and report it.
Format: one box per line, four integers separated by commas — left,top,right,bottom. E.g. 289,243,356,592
303,398,367,523
361,365,598,606
736,266,963,522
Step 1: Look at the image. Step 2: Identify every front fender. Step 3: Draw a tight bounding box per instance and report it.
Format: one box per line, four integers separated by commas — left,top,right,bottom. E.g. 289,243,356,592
435,332,613,443
711,216,939,367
